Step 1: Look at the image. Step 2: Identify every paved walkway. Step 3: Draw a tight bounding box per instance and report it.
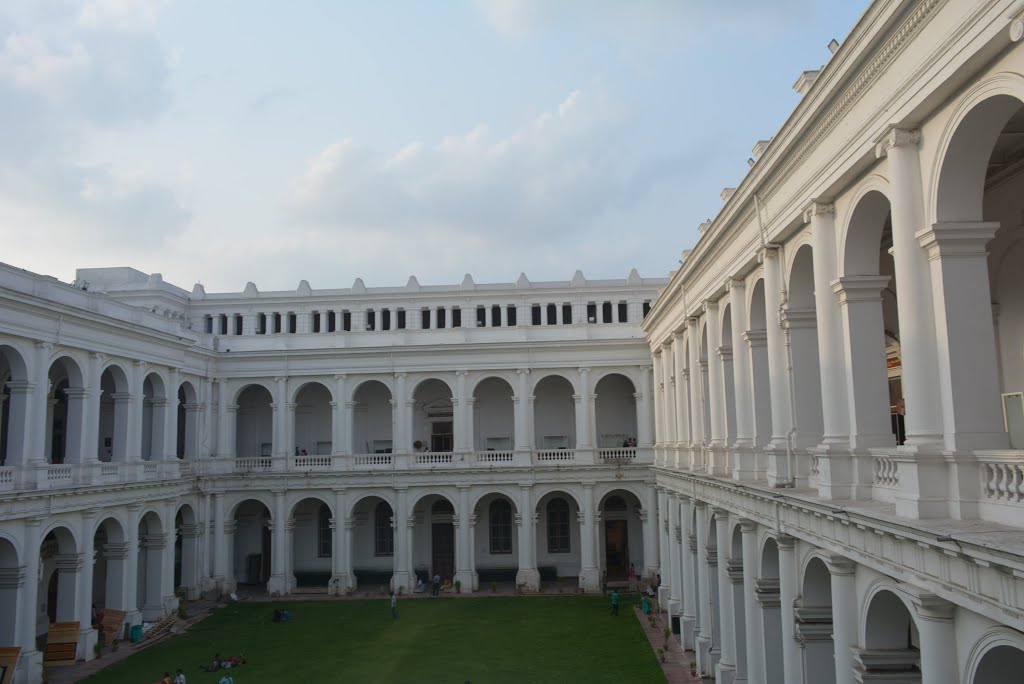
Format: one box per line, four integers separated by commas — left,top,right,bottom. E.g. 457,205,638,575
633,605,702,683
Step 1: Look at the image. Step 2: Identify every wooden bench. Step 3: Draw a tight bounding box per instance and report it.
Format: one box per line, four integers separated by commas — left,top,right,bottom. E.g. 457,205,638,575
43,622,79,666
0,646,21,684
99,609,127,644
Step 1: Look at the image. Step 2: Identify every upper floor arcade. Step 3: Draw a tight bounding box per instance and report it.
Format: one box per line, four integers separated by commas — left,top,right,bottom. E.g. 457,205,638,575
644,0,1024,528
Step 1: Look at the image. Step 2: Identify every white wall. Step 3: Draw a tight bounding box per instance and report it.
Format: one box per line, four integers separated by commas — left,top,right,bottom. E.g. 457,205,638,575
473,378,514,450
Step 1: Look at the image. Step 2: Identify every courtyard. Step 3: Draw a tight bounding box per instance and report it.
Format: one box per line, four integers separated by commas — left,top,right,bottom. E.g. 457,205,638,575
78,595,664,684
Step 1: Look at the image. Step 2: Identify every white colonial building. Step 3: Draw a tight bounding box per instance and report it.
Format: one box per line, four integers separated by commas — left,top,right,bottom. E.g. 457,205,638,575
0,263,665,683
5,1,1024,684
644,1,1024,683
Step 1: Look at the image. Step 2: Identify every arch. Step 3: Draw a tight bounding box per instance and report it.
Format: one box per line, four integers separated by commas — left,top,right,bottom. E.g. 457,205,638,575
351,380,393,455
0,535,19,646
472,376,515,452
840,185,893,278
533,375,577,450
748,278,767,330
47,355,87,464
227,493,274,521
293,381,333,456
174,503,199,595
348,376,395,403
346,491,396,519
412,379,454,453
532,485,582,511
236,384,273,459
0,342,29,381
410,376,454,399
787,243,816,309
231,379,275,405
141,371,169,461
594,373,638,448
289,496,334,590
863,588,918,652
469,370,517,396
39,524,79,626
177,380,198,404
99,362,129,393
231,498,272,591
50,354,85,388
409,491,457,514
288,493,333,520
290,379,336,404
99,363,131,462
470,487,520,513
931,76,1024,224
759,536,784,682
176,381,198,459
964,627,1024,684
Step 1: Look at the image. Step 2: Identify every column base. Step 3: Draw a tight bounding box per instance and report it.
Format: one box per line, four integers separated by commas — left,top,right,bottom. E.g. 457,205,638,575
391,570,411,594
453,570,474,593
78,627,98,662
141,603,164,622
765,444,792,487
14,649,42,684
578,567,601,592
696,634,714,676
812,445,854,500
893,448,950,519
706,445,729,476
731,446,759,482
266,574,288,597
162,595,180,616
657,586,670,611
516,568,540,593
125,609,143,629
681,614,697,651
328,573,352,595
715,661,737,684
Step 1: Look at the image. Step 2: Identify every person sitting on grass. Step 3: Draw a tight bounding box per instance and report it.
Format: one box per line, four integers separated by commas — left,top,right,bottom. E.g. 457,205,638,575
272,609,282,622
203,655,220,672
218,674,234,684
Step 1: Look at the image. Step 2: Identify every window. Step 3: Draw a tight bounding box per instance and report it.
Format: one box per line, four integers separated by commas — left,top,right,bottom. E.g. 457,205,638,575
327,311,337,332
342,310,351,331
317,503,332,558
489,499,513,554
234,314,243,336
366,309,375,331
273,312,282,333
312,311,321,333
531,304,542,325
562,303,572,324
642,301,651,318
374,502,394,556
204,315,213,334
288,313,297,333
547,498,570,553
506,305,516,326
219,314,228,335
381,308,391,331
546,303,557,325
602,301,612,323
437,307,446,328
491,305,501,327
586,303,597,323
452,307,462,327
257,313,267,334
397,309,406,329
476,306,486,327
617,301,628,323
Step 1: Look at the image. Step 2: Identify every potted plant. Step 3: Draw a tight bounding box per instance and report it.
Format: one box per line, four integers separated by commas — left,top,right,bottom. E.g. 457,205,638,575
663,625,671,649
490,581,497,593
455,579,462,594
656,647,665,662
690,660,698,677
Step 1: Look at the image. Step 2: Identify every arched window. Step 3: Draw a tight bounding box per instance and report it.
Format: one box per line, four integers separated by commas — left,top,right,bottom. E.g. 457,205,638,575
317,503,332,558
547,498,570,553
374,502,394,557
489,499,512,554
604,495,627,512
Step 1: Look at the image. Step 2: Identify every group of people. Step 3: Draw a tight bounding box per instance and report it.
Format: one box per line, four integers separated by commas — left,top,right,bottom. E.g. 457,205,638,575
201,653,246,679
271,609,292,622
150,669,186,684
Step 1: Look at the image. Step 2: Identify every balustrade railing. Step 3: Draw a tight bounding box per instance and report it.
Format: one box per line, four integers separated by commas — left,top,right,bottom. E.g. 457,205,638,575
292,455,332,470
873,455,899,488
598,447,637,462
415,452,453,465
473,450,515,464
47,465,73,483
535,449,575,462
235,457,273,472
0,467,13,489
980,456,1024,502
353,454,392,467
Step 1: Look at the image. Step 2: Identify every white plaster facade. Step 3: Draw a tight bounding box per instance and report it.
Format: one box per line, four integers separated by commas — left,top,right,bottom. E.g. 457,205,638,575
0,264,663,683
645,1,1024,682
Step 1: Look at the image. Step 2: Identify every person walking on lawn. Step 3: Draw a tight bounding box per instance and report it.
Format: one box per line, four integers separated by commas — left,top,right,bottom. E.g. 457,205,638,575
610,589,620,617
391,591,398,620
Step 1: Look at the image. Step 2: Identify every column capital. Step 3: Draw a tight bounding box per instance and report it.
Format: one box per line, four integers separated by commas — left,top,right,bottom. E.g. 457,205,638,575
725,276,745,292
823,553,856,576
831,275,891,304
577,367,590,375
333,373,347,381
774,533,797,550
781,307,817,330
709,506,731,518
743,329,768,347
739,519,758,533
802,200,835,223
702,298,718,313
875,126,920,158
516,367,531,376
908,591,955,621
455,369,469,377
716,346,732,362
916,221,1000,260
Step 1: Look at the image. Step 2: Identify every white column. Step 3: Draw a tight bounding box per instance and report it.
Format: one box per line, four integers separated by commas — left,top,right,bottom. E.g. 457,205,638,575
392,487,411,590
668,493,682,608
393,373,407,454
123,505,141,625
762,246,793,485
514,369,532,451
454,370,469,451
578,483,599,590
876,128,943,445
806,202,848,444
728,280,754,448
162,368,179,460
516,485,540,591
825,554,857,684
694,502,714,674
454,485,474,589
127,361,144,461
273,377,287,459
215,380,230,458
17,518,43,673
268,489,288,594
713,508,736,684
3,381,32,467
918,222,1007,451
656,488,670,609
741,520,766,684
632,367,650,450
911,594,957,684
687,318,705,469
652,352,665,447
29,342,52,464
705,302,726,449
673,332,690,448
333,374,347,455
679,496,697,649
343,400,356,454
832,277,894,449
660,345,677,449
212,493,227,589
574,368,593,449
777,535,802,684
331,488,349,593
77,510,98,659
642,485,659,580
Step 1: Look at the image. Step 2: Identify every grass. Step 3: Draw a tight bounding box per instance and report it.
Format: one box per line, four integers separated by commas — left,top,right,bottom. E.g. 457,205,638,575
84,594,665,684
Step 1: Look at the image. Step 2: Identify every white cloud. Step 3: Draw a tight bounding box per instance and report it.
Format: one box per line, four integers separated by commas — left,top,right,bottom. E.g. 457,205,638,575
79,0,169,32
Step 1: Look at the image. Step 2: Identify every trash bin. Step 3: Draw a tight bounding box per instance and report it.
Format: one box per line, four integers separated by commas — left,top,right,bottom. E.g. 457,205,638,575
130,624,143,644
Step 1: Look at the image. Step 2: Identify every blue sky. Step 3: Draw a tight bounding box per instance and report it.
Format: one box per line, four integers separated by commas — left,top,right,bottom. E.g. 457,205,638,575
0,0,869,292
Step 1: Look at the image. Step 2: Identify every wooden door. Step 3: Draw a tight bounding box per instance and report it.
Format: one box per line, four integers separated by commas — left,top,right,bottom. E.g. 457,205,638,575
431,523,455,581
604,520,629,580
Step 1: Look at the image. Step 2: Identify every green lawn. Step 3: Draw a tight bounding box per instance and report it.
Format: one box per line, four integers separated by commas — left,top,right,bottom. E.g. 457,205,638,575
83,595,665,684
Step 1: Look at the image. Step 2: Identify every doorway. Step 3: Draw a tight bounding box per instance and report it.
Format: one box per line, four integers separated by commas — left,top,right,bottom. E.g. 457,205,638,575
604,520,629,580
431,523,455,580
431,421,453,452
